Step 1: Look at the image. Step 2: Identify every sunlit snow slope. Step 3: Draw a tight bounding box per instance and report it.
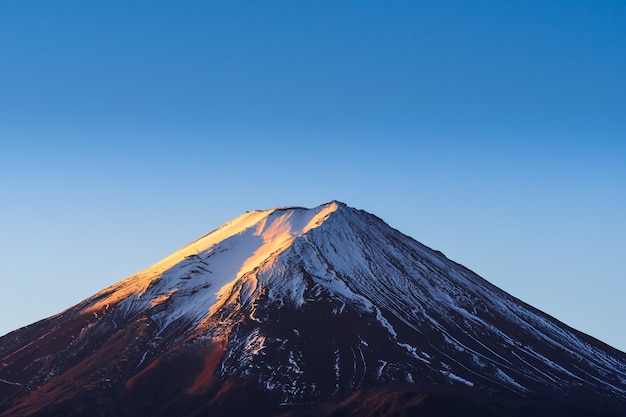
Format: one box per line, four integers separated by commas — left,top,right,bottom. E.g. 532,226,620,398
84,202,339,330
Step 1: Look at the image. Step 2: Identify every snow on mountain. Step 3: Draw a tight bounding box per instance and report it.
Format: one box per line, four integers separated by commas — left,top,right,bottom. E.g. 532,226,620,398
1,201,625,417
82,202,339,330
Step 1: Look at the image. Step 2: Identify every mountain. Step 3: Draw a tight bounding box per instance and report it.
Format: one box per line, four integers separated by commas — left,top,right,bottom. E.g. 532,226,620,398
1,201,625,417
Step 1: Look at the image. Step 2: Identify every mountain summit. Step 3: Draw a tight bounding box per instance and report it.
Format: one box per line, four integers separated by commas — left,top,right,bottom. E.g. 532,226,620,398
1,201,625,416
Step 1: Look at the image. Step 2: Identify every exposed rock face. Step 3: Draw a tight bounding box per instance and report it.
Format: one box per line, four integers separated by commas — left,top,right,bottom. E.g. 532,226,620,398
1,201,625,416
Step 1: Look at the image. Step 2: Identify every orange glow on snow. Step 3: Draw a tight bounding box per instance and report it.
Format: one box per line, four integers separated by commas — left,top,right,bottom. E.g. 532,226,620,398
85,202,340,318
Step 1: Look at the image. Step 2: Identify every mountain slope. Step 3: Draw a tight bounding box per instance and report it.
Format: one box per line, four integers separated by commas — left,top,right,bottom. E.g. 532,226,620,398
1,201,625,417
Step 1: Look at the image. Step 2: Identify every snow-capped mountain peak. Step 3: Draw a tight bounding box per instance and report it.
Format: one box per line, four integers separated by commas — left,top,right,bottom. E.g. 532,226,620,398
1,201,625,417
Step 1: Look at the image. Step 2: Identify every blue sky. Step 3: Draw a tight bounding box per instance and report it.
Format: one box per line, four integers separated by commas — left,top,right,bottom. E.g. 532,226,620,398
1,1,625,351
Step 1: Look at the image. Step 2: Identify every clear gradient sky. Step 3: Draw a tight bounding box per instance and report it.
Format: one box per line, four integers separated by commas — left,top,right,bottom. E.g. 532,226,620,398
1,1,625,351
